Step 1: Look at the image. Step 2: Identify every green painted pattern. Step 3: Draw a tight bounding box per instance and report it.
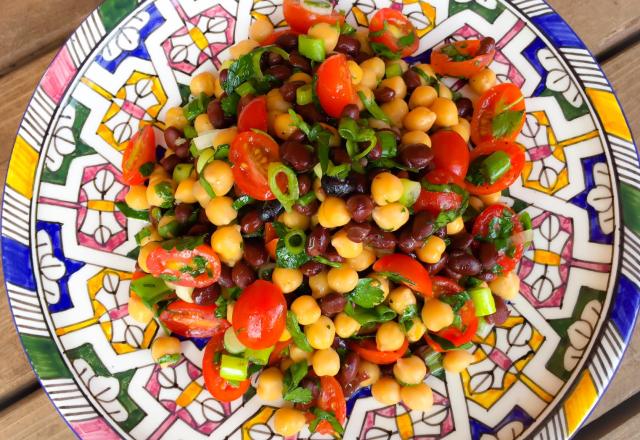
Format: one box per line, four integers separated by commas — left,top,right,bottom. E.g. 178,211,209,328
540,89,590,121
21,334,73,379
449,0,505,23
99,0,138,33
620,182,640,235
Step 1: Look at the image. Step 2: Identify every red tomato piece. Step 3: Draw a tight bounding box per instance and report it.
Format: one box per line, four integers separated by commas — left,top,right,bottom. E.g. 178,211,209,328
313,376,347,435
146,244,221,288
229,131,280,200
425,299,478,351
237,96,268,133
268,340,292,366
465,140,525,195
349,337,409,365
431,39,495,78
368,8,419,58
472,204,524,273
471,83,525,146
122,125,156,185
431,130,470,179
283,0,344,33
159,300,227,338
373,254,432,297
232,280,287,349
414,169,464,214
316,54,357,118
202,326,251,402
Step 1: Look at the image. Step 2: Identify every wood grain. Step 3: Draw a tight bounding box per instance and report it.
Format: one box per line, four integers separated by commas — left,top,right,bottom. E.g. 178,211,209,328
0,390,74,440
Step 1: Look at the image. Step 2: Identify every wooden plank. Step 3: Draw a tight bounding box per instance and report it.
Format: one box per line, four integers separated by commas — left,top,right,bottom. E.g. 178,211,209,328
0,390,74,440
0,0,101,74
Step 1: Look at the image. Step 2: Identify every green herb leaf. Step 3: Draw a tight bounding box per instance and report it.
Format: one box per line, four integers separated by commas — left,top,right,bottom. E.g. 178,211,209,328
282,361,312,404
428,332,474,351
156,353,181,366
223,54,254,95
399,304,419,332
370,41,400,60
492,109,524,139
397,31,415,48
440,44,471,62
115,201,148,220
160,235,206,251
139,162,155,177
286,311,313,352
221,92,240,117
276,238,310,268
284,387,313,403
313,256,342,268
309,408,344,435
411,67,439,87
439,291,471,313
344,302,397,326
375,271,415,287
232,195,255,211
214,295,228,319
347,278,385,308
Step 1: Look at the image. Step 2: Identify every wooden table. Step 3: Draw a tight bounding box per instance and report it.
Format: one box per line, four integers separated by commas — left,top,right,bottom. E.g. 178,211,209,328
0,1,638,438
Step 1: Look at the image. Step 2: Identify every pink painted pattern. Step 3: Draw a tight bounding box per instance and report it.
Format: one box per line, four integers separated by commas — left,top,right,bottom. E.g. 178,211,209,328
70,418,121,440
41,46,77,104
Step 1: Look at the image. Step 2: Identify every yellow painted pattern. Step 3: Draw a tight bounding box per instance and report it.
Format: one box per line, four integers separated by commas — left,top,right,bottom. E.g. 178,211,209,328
7,136,38,199
533,249,562,266
521,374,553,403
564,371,598,435
242,407,276,440
87,200,115,211
397,412,414,439
176,381,203,408
189,27,209,52
586,88,632,142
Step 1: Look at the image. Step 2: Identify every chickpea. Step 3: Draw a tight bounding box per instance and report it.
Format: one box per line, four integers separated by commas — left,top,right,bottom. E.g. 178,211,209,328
128,292,154,323
416,236,446,264
489,271,520,300
192,180,212,207
369,273,390,298
381,98,409,127
249,19,274,43
194,113,214,134
371,376,401,405
280,326,291,342
211,225,243,266
273,113,297,140
373,203,410,232
386,59,409,73
205,197,237,226
450,118,471,143
360,57,386,79
327,266,359,293
138,242,160,273
355,85,374,111
409,85,437,109
401,383,433,411
289,344,313,363
355,28,371,53
190,72,216,97
479,191,501,206
212,75,224,99
371,172,403,206
280,358,294,372
289,72,313,84
256,366,284,401
310,271,332,299
273,407,306,437
308,22,340,52
230,39,260,59
151,336,182,367
331,230,364,259
226,302,235,324
438,83,453,99
393,355,427,385
203,160,234,196
165,106,188,130
413,64,437,85
443,350,476,373
470,68,497,95
401,130,431,147
278,210,310,230
266,88,290,113
174,178,198,204
387,286,416,314
376,321,405,352
272,268,303,294
431,97,459,127
358,360,381,387
334,312,361,338
469,196,484,212
347,60,363,85
422,299,454,332
125,185,149,211
213,127,238,149
446,216,465,235
403,106,437,132
347,246,376,271
146,180,175,208
312,348,340,376
305,316,335,350
291,295,321,325
406,317,426,342
317,196,351,228
379,76,407,100
267,110,281,134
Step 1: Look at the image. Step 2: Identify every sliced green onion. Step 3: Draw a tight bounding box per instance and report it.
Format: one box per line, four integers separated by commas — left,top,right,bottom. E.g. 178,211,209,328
149,207,163,224
378,131,397,158
268,162,299,212
296,84,313,105
173,163,194,183
131,275,172,309
196,148,215,174
236,81,256,97
519,211,532,230
482,151,511,184
385,63,402,78
184,125,197,139
340,22,356,35
398,179,421,207
358,90,391,124
193,130,219,151
284,230,306,255
116,201,148,220
422,347,444,377
183,93,210,121
214,144,230,160
297,191,317,206
158,217,180,238
313,256,342,268
244,346,274,365
224,327,246,354
338,118,359,141
469,287,496,316
156,353,181,366
298,35,325,62
219,354,249,382
135,226,152,245
199,175,216,198
232,195,255,210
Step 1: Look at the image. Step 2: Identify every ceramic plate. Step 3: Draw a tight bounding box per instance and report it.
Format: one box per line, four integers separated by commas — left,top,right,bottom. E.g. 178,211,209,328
3,0,639,438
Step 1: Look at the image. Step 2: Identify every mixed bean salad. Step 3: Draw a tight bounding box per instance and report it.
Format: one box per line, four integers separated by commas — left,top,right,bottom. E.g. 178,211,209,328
119,0,530,437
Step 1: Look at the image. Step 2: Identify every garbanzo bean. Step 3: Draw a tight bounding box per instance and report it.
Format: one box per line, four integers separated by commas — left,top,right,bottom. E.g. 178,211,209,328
334,312,361,338
489,271,520,300
446,216,465,235
479,191,501,206
401,130,431,147
280,326,291,342
212,75,224,99
151,336,181,367
372,203,410,231
371,376,401,405
327,266,359,293
249,18,274,43
273,113,298,140
272,268,303,293
257,367,283,401
401,383,433,411
308,22,339,52
380,98,409,127
128,292,154,323
289,344,313,363
438,83,453,99
376,321,405,352
469,196,484,212
393,355,427,385
355,28,371,53
347,246,376,271
386,59,409,73
138,241,160,273
387,286,416,314
226,302,235,324
195,113,214,134
230,39,260,59
165,106,188,130
291,295,321,325
273,407,306,437
190,72,216,97
205,196,237,226
289,72,313,84
431,97,458,127
403,106,437,132
174,178,198,204
422,299,454,332
331,230,363,259
409,85,438,109
413,64,437,84
203,160,234,196
312,348,340,376
213,127,238,148
358,360,381,387
317,196,351,228
305,315,335,350
443,350,475,373
370,273,390,298
266,88,291,113
347,60,363,85
416,235,446,264
379,76,407,100
406,317,426,342
470,68,497,94
450,118,471,142
278,210,310,230
309,271,332,298
360,57,386,80
125,185,149,211
192,180,212,207
211,225,243,266
371,172,403,206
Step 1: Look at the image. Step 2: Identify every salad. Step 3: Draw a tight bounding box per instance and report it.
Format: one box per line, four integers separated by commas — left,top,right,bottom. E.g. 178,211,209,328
119,0,530,437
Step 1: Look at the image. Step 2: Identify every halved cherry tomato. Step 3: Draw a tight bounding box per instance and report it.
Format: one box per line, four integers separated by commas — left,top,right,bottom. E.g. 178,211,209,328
146,243,221,288
264,222,278,243
122,125,155,185
373,253,432,297
471,83,525,146
237,96,268,133
425,299,478,351
368,8,419,58
465,140,525,195
159,300,227,338
472,204,524,273
229,131,280,200
202,325,251,402
268,340,292,366
349,337,409,365
414,169,464,214
316,54,357,118
431,131,469,179
283,0,344,33
232,280,287,349
431,39,495,78
266,239,278,260
313,376,347,435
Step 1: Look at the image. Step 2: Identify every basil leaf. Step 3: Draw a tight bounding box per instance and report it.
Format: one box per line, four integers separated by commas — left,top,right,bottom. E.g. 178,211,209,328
347,278,385,308
286,311,313,352
492,109,524,138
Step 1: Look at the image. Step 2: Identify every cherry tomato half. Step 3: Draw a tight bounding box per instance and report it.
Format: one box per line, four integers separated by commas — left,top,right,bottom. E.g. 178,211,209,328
313,376,347,435
146,243,221,288
237,96,268,133
465,140,525,195
229,131,280,200
283,0,344,33
373,254,432,297
268,340,292,366
414,169,464,214
159,300,228,338
472,204,524,273
349,337,409,365
431,39,495,78
425,299,478,351
368,8,419,58
232,280,287,350
122,125,156,185
471,83,525,146
431,130,470,179
202,326,251,402
316,54,357,118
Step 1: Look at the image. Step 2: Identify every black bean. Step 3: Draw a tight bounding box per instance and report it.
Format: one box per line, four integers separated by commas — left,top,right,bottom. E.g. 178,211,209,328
374,86,395,103
191,284,220,306
243,238,268,268
399,143,434,170
174,203,194,224
289,128,307,143
232,260,256,288
331,147,351,164
297,174,312,195
219,69,228,84
160,154,181,174
266,64,293,82
186,224,210,236
306,226,330,257
485,295,509,326
367,226,397,249
477,37,496,56
164,127,183,150
236,93,255,115
295,103,325,123
267,51,285,67
207,100,226,128
319,293,347,317
294,199,318,216
355,52,371,64
289,50,311,73
344,222,372,243
402,69,422,91
337,352,360,389
412,211,436,241
275,33,298,51
346,194,374,223
455,97,474,120
348,172,368,194
426,253,448,275
323,246,345,263
301,260,324,277
398,227,421,254
280,141,315,172
340,103,360,119
442,266,463,281
240,210,263,234
174,142,190,159
218,264,234,288
280,80,306,102
321,175,355,197
335,35,360,56
450,232,473,250
448,253,482,275
260,200,283,221
478,242,499,270
477,271,497,282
